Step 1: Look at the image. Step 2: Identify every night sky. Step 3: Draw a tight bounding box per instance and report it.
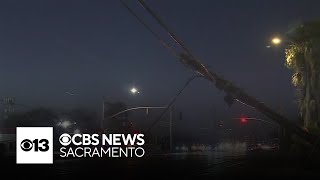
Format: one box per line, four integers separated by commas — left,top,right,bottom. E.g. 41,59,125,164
1,0,320,133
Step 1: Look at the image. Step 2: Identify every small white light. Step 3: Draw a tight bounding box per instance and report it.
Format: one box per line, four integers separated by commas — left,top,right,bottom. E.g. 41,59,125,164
130,88,138,94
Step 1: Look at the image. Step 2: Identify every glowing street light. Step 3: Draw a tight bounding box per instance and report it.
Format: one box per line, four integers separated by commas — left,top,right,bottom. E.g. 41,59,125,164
130,87,139,94
271,37,281,45
61,120,72,129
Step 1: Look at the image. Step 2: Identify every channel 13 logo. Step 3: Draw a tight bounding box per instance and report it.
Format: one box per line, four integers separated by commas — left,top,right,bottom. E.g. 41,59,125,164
20,139,49,152
16,127,53,164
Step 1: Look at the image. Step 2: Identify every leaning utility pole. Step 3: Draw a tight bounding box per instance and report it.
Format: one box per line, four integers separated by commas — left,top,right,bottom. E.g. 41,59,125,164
122,0,319,146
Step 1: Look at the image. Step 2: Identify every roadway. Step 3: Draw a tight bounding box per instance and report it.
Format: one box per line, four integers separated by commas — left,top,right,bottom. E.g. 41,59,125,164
1,151,320,178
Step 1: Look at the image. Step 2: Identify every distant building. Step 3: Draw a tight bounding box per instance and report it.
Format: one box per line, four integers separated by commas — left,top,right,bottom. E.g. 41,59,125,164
1,97,15,121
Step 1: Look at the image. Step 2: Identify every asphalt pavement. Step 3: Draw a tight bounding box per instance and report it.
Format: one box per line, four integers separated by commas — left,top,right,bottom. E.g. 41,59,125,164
1,151,320,178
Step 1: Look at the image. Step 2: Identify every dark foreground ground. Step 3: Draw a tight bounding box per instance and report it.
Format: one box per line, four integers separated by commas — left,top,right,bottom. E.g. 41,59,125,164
1,151,320,179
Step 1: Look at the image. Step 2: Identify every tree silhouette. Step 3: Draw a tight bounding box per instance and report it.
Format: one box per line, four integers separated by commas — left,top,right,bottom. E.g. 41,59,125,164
285,21,320,133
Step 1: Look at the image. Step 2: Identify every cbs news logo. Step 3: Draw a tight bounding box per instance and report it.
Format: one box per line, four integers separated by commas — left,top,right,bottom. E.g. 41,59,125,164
20,139,50,152
16,127,53,164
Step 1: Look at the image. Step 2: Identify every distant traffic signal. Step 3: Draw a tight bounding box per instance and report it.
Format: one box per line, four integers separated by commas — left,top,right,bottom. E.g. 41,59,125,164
240,117,248,124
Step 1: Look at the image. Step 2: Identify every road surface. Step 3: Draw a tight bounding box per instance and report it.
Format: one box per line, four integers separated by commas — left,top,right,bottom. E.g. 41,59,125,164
1,151,320,178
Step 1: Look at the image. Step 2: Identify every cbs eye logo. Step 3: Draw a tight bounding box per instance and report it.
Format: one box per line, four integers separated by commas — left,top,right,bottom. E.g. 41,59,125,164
20,139,49,152
59,133,72,146
16,127,53,164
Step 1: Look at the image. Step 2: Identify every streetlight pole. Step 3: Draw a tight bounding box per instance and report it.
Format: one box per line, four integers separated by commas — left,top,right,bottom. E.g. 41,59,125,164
104,106,171,148
169,106,173,151
105,106,167,120
147,75,202,132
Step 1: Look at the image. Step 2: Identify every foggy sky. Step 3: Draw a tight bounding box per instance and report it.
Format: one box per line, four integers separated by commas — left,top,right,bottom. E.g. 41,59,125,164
1,0,320,132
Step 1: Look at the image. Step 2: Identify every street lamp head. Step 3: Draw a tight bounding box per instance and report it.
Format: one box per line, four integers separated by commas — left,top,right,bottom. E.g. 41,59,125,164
271,37,281,45
130,87,138,94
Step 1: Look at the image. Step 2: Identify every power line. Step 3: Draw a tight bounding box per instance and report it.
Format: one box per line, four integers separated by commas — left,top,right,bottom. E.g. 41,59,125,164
119,0,207,76
137,0,194,57
120,0,205,131
119,0,180,59
120,0,318,145
147,75,202,132
137,0,215,79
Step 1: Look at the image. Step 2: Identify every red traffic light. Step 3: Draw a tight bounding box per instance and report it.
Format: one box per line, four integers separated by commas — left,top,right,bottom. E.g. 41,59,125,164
240,117,248,124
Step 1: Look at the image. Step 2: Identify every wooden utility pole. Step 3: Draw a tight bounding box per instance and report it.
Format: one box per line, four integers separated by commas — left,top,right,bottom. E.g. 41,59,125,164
126,0,319,146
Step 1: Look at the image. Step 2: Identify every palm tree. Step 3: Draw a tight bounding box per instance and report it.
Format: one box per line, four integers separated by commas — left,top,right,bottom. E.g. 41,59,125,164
285,21,320,133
